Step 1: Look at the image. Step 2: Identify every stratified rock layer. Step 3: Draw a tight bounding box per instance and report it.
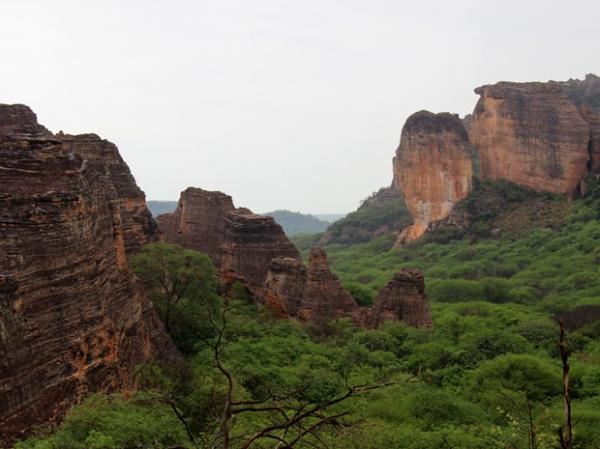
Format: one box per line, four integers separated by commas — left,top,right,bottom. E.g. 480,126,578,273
220,211,301,295
0,105,172,445
156,188,235,265
262,257,307,317
393,111,473,242
368,269,432,328
298,248,359,323
261,248,432,328
470,82,590,196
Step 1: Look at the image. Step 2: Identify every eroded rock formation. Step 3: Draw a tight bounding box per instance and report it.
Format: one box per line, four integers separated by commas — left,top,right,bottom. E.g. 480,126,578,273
261,248,432,328
393,111,473,242
368,269,432,328
156,188,235,265
262,257,307,317
220,211,301,296
0,105,172,445
298,248,360,323
469,82,590,196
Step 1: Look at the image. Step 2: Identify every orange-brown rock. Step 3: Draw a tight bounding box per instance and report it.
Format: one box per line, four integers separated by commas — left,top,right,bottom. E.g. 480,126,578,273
220,211,301,296
156,188,235,266
296,248,359,323
393,111,473,242
262,257,307,317
0,105,173,445
59,133,158,254
470,82,590,196
580,105,600,174
368,269,432,328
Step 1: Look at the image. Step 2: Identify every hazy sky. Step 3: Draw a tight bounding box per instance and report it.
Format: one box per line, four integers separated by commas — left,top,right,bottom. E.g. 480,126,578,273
2,1,599,213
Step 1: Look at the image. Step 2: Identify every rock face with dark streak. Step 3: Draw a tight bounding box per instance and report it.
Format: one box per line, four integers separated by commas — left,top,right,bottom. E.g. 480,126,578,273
470,82,590,196
298,247,360,323
0,105,173,445
156,188,235,266
220,211,301,296
368,269,432,328
393,111,473,243
262,257,307,318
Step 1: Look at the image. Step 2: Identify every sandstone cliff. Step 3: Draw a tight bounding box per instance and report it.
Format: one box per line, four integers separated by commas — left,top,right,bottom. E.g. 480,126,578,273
156,188,235,265
393,111,473,242
220,211,301,296
368,269,433,328
0,105,172,445
469,82,590,196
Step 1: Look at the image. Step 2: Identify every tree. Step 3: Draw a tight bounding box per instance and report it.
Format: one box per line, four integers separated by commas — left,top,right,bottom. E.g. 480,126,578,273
131,242,220,352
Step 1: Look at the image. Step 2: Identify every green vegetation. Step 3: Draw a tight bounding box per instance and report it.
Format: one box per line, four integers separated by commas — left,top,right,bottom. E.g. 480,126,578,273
263,210,330,236
17,178,600,449
322,187,412,244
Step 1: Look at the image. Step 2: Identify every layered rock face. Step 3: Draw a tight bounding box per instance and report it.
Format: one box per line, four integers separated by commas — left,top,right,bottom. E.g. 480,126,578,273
156,188,235,265
298,248,359,323
470,82,590,195
0,105,172,444
393,111,473,242
262,257,307,317
261,248,433,328
368,269,432,328
59,133,158,254
220,211,301,295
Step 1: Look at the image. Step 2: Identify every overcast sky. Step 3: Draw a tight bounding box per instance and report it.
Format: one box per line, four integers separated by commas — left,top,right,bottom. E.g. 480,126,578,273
2,1,599,213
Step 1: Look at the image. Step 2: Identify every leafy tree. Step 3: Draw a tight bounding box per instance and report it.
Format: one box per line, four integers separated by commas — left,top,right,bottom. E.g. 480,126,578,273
131,242,220,353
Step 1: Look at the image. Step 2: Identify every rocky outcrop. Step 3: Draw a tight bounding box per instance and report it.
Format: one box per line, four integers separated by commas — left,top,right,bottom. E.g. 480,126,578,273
393,111,473,242
59,133,158,254
156,188,235,265
470,82,590,196
262,257,307,317
220,211,301,296
298,248,360,323
261,248,432,328
579,106,600,174
0,105,173,445
368,269,432,328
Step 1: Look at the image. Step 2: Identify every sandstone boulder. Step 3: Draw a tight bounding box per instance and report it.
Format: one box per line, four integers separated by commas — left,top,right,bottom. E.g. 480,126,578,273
368,269,432,328
297,248,359,323
393,111,473,242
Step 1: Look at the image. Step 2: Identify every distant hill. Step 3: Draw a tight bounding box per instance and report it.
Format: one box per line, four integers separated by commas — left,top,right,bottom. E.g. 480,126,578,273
314,213,345,223
263,210,331,236
319,187,413,245
147,200,177,216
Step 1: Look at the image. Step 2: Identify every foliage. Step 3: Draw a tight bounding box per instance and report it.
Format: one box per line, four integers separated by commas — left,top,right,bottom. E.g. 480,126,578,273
131,242,220,353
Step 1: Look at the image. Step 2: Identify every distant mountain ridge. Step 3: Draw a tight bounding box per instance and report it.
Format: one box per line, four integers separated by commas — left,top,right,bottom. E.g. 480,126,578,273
263,210,331,236
147,200,177,216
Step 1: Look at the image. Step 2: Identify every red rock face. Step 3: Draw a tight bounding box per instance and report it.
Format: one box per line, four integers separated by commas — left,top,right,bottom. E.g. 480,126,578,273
261,248,432,328
156,188,235,266
368,269,432,328
579,105,600,174
393,111,473,242
298,248,359,323
262,257,307,317
220,211,301,296
0,105,173,445
470,82,590,196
